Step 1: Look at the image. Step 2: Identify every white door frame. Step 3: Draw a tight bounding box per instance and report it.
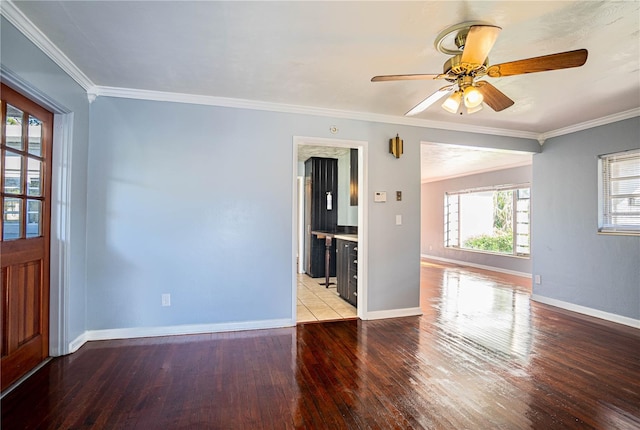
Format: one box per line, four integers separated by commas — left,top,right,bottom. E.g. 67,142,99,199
292,136,368,321
296,177,305,274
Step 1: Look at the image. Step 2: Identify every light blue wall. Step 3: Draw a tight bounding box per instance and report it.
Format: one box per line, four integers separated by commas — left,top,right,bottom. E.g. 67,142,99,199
1,17,90,345
421,165,533,274
87,98,301,327
532,117,640,320
87,97,424,327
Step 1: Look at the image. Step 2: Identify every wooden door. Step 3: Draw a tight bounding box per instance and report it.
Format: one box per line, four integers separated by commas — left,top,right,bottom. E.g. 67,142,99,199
1,84,53,391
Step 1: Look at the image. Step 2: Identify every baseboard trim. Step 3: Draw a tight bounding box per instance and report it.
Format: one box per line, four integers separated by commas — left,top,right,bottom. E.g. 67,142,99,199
421,254,532,279
531,295,640,329
68,331,88,354
68,318,295,351
363,307,423,320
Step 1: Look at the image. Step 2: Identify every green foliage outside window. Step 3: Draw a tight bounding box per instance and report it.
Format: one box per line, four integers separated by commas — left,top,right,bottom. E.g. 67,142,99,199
493,191,513,231
463,233,513,253
463,190,514,253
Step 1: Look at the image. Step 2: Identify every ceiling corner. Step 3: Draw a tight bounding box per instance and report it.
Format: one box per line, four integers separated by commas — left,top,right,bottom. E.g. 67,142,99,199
1,0,95,92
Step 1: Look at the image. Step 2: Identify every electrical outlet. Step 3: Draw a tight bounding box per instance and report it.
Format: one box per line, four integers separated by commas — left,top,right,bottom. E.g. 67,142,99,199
534,275,541,285
162,293,171,307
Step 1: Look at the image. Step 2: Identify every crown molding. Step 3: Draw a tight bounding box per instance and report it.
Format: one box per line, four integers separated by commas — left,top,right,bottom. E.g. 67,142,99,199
0,0,95,91
94,85,540,141
538,108,640,144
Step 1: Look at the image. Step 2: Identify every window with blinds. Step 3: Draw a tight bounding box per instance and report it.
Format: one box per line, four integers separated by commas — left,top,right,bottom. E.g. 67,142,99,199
598,149,640,234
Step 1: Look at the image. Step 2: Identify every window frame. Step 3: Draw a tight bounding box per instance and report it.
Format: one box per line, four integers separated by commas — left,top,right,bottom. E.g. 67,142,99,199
444,183,531,258
598,148,640,236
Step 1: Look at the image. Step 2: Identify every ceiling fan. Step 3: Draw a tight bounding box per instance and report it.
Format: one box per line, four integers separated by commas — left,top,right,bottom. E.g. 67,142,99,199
371,21,588,116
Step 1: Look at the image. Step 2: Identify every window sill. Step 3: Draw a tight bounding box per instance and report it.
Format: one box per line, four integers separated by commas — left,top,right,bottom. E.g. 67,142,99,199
597,230,640,237
445,246,530,259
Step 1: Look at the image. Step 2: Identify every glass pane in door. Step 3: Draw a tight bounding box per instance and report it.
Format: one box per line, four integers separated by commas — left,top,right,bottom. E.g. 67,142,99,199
28,116,43,156
26,199,41,238
4,151,22,194
27,157,42,196
5,104,23,151
3,197,23,240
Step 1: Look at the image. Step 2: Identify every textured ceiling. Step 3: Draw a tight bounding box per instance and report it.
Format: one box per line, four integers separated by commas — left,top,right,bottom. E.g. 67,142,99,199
6,1,638,180
421,143,531,183
10,1,639,133
298,146,350,163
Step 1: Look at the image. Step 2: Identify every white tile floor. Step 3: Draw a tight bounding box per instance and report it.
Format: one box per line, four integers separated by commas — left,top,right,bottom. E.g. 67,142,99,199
297,274,357,323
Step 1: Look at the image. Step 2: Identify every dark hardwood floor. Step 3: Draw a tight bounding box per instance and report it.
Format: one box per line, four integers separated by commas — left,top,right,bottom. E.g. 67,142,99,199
2,259,639,429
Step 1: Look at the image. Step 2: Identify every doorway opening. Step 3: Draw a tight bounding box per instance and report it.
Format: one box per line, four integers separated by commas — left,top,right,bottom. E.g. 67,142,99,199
419,141,535,313
292,136,367,323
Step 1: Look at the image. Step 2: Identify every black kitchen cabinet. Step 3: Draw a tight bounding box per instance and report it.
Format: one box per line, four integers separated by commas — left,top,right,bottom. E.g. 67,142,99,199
336,239,358,306
304,157,338,278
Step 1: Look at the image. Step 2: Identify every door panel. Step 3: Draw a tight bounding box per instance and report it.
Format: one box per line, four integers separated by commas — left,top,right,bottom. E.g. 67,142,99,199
2,261,44,386
1,84,52,391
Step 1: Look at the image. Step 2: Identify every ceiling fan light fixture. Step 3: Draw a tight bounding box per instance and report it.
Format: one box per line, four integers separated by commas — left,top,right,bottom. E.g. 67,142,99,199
463,86,484,108
466,103,483,114
441,91,462,113
373,21,589,117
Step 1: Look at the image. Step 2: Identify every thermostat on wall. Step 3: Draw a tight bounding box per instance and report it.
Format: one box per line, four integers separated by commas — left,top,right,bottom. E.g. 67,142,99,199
374,191,387,202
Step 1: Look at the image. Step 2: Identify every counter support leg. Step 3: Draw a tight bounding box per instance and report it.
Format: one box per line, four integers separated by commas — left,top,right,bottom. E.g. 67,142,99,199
320,236,334,287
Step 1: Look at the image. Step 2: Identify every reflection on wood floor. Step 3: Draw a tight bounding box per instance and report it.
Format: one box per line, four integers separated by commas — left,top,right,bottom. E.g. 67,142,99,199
420,259,534,360
2,259,639,429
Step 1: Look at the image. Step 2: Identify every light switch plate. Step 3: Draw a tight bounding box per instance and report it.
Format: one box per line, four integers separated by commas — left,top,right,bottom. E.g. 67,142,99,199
374,191,387,202
396,215,402,225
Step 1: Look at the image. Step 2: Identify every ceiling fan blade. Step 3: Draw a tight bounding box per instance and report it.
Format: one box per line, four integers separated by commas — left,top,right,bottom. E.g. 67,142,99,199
486,49,588,78
460,25,502,65
476,81,514,112
405,87,453,116
371,74,441,82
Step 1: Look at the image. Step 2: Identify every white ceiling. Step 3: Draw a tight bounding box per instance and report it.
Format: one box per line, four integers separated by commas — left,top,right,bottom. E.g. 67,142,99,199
421,142,531,183
4,1,638,181
298,146,350,163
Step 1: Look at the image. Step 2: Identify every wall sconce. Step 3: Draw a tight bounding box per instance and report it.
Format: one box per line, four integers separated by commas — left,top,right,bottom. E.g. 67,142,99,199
389,134,403,159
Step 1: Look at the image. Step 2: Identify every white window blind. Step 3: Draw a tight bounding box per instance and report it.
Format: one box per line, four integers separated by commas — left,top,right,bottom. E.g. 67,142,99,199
599,149,640,234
